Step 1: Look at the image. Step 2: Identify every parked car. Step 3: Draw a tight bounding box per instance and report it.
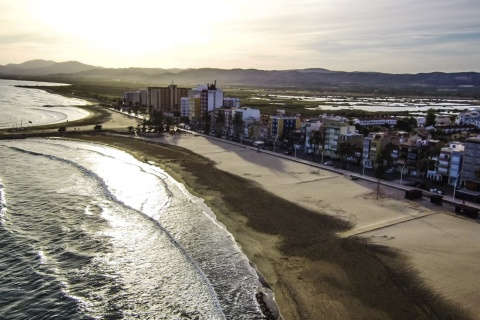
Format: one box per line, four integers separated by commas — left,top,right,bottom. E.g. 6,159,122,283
285,151,293,155
324,161,333,165
386,168,395,173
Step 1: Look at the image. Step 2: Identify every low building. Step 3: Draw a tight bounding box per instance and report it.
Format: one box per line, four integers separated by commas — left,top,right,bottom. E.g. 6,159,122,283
353,117,397,127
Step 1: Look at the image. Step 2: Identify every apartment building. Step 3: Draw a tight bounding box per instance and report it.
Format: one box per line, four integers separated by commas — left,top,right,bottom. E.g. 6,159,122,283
269,115,300,141
323,122,357,159
147,84,189,114
123,89,148,108
462,137,480,190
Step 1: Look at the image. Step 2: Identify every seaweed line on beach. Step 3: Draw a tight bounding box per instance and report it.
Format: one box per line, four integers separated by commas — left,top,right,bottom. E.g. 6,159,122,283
60,132,475,320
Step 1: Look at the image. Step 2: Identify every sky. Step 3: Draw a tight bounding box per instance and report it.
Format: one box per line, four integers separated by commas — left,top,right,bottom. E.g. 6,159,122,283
0,0,479,73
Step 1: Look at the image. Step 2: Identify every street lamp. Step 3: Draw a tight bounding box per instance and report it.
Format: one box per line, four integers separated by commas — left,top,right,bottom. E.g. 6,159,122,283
294,138,302,158
362,153,369,175
452,171,462,202
400,160,409,185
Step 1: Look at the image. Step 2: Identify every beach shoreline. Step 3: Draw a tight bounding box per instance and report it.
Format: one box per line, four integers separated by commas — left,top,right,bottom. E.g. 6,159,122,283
7,106,479,319
67,130,476,320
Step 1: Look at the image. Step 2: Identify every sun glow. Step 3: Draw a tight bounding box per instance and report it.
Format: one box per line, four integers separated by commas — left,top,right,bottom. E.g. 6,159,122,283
1,0,478,72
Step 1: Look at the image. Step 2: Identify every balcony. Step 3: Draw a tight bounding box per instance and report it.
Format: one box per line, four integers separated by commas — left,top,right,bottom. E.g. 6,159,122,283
437,167,448,174
438,160,449,167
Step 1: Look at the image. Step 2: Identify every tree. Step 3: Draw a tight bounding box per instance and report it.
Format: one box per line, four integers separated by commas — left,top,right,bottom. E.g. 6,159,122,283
215,110,225,134
165,116,174,132
396,117,417,132
232,113,243,137
308,130,324,162
138,117,148,133
202,111,212,134
335,142,355,168
426,108,436,127
133,102,140,116
150,110,164,132
417,143,443,180
380,143,394,169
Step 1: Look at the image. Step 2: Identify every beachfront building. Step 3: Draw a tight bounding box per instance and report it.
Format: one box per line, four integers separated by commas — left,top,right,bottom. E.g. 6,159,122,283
461,137,480,191
388,132,411,171
269,113,301,144
180,97,189,119
362,132,391,167
203,82,224,132
147,84,189,114
187,86,203,124
431,142,465,185
202,83,224,114
322,121,357,159
301,119,322,154
362,136,375,169
233,107,261,139
185,83,224,131
123,89,148,108
222,108,235,136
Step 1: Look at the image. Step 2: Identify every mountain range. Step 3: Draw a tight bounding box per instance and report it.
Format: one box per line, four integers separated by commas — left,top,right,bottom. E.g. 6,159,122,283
1,59,479,95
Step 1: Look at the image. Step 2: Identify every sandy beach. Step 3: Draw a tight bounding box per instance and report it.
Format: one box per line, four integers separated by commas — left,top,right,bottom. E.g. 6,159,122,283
149,133,480,319
17,107,479,319
67,126,477,320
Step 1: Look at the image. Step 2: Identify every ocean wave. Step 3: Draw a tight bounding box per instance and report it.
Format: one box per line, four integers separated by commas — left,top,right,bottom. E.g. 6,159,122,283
0,181,6,219
2,143,226,318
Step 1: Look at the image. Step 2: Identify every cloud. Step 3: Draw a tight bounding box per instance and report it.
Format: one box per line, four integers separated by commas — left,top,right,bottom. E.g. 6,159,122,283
0,0,479,72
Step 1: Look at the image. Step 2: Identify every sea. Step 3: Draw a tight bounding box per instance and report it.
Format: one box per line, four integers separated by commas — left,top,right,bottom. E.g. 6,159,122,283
0,80,273,319
0,79,90,129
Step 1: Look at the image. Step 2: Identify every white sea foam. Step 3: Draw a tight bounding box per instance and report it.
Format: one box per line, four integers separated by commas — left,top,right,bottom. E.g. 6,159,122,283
0,138,269,319
0,182,6,219
38,251,47,264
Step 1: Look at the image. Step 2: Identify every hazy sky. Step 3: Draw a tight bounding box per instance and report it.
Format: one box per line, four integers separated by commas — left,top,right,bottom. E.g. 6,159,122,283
0,0,479,73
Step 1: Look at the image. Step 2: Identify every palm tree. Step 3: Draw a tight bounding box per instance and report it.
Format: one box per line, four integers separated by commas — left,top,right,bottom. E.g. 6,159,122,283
308,130,324,162
215,110,225,134
165,116,174,132
150,110,164,132
232,113,243,138
335,142,355,168
202,111,212,134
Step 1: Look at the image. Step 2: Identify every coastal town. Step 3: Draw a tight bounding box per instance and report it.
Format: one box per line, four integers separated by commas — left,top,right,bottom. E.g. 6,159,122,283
1,0,479,317
1,78,479,319
122,82,480,206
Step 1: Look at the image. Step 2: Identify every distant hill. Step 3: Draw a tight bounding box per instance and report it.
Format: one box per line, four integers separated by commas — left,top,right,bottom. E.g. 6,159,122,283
1,60,479,96
6,59,57,69
0,60,102,76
